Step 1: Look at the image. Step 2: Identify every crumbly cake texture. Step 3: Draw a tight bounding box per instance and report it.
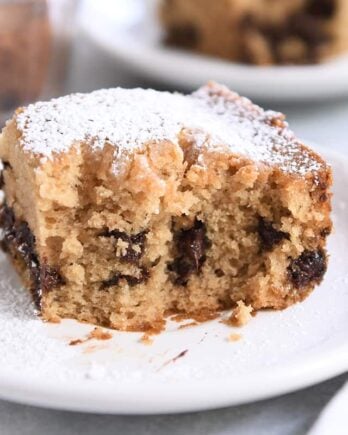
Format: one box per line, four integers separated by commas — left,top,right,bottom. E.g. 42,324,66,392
159,0,348,65
0,82,332,331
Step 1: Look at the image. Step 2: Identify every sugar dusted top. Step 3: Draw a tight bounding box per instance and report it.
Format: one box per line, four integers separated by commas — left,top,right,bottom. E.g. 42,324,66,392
15,82,324,175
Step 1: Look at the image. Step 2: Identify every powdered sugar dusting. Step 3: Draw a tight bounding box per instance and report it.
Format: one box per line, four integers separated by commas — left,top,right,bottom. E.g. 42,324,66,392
15,83,324,176
0,255,79,380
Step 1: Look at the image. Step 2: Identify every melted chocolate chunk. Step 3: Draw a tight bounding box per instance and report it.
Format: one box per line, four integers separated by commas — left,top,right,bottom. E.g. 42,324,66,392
100,229,147,265
14,221,37,264
168,219,211,286
40,264,65,291
99,228,149,289
167,257,196,286
0,204,64,308
177,220,211,269
288,250,326,288
258,217,289,250
30,262,64,309
101,266,149,289
0,203,15,232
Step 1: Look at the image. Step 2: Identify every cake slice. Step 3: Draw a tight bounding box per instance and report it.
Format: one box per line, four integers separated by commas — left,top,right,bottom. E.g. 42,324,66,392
0,82,332,331
159,0,348,65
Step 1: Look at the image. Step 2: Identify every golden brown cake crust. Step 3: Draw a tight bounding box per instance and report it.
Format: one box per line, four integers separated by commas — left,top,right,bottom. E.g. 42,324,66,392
0,83,332,331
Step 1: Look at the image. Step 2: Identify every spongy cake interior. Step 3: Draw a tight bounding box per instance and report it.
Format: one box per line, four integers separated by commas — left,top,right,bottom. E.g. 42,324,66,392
0,122,331,331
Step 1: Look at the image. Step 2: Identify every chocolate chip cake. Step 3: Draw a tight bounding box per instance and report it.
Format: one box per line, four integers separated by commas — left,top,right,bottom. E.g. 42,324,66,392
159,0,348,65
0,82,332,331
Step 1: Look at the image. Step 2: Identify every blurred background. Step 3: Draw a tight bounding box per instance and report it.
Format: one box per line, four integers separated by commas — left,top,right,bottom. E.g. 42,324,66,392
0,0,347,156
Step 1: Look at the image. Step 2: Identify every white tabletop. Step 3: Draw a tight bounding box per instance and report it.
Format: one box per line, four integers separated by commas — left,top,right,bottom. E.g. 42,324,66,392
0,22,347,435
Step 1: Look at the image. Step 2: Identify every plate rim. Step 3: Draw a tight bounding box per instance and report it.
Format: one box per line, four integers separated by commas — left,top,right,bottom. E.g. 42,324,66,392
80,0,348,101
0,340,347,414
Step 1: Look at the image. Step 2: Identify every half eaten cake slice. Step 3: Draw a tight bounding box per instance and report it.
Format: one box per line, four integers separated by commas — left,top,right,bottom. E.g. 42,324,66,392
0,82,332,331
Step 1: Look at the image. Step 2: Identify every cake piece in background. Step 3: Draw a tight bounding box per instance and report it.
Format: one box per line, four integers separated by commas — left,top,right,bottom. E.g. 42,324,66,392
0,82,332,331
159,0,348,65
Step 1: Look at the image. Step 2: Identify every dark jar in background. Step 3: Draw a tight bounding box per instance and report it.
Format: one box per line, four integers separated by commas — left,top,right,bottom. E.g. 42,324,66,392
0,0,78,125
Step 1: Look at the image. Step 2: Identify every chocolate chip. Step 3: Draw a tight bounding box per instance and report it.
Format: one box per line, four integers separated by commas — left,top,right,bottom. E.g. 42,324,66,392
290,14,330,45
168,219,211,286
151,257,161,267
258,217,289,251
165,24,199,49
288,250,326,288
239,9,331,65
40,264,65,291
177,220,211,269
100,229,147,265
0,204,64,309
101,266,149,289
29,263,65,309
99,228,149,289
306,0,336,18
168,257,196,286
215,268,225,277
214,269,225,278
320,227,331,237
124,267,149,286
239,13,256,30
15,222,37,263
101,274,120,288
0,203,15,232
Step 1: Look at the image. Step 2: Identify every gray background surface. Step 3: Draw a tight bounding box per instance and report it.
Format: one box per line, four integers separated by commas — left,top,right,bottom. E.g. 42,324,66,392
1,16,347,435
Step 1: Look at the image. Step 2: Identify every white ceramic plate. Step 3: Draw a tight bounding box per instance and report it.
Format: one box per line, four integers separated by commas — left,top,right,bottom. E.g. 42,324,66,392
0,145,347,414
80,0,348,102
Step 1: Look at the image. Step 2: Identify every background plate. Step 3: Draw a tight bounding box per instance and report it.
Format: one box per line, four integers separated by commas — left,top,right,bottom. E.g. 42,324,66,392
81,0,348,102
0,146,347,414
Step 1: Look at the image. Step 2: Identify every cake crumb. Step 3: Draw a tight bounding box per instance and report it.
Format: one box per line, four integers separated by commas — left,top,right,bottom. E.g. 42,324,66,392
69,327,112,346
227,333,242,342
139,333,154,345
228,300,253,327
69,338,84,346
83,344,100,354
45,314,61,324
170,310,219,323
88,326,112,341
139,326,163,345
178,321,198,329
